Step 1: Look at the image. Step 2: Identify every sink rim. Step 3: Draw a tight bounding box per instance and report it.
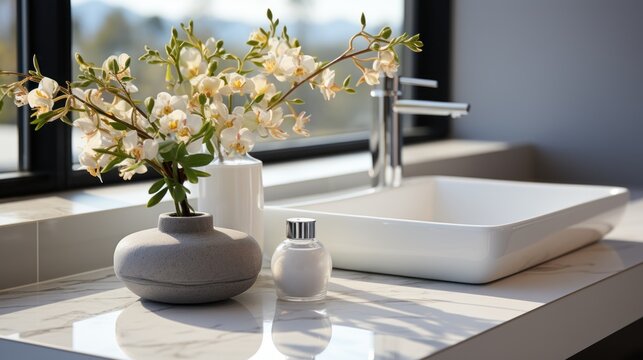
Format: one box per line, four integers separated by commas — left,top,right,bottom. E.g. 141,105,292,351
266,176,630,229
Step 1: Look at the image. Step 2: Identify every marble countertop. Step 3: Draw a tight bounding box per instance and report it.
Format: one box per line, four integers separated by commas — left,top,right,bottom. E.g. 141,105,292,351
1,199,643,359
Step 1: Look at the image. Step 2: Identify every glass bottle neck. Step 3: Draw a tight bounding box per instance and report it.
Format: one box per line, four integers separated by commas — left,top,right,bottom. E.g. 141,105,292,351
285,238,317,246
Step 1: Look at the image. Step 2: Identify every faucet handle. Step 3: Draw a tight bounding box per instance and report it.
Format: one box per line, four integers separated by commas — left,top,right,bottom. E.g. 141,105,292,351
399,77,438,88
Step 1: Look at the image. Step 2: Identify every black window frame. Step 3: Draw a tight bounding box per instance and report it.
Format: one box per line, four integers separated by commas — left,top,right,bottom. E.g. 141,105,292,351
0,0,451,198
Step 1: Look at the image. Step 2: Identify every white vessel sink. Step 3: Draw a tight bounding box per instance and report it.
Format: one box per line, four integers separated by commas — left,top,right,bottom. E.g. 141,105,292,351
264,176,629,283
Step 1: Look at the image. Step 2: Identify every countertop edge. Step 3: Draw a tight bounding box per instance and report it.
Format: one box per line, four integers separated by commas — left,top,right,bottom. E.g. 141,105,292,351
0,337,110,360
429,262,643,359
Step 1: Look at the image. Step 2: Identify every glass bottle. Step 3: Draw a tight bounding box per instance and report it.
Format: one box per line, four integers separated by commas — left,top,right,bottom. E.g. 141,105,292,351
271,218,332,301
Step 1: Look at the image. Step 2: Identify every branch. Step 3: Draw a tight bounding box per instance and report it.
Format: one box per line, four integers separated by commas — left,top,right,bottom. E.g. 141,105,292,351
267,48,371,110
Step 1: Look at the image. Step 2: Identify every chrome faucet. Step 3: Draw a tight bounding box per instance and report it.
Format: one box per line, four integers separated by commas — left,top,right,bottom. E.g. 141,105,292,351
370,75,470,188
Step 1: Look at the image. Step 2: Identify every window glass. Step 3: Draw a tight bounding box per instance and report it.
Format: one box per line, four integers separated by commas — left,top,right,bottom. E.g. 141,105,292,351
0,0,18,172
70,0,403,163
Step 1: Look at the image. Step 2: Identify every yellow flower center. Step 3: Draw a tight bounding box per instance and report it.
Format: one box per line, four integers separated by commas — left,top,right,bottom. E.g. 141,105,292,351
131,147,143,160
263,60,277,73
232,79,245,90
178,127,190,137
168,119,179,130
35,89,50,99
163,105,173,115
294,66,306,77
233,142,247,154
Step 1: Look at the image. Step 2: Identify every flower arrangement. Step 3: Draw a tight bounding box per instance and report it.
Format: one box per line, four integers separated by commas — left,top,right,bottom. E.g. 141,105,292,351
0,10,421,216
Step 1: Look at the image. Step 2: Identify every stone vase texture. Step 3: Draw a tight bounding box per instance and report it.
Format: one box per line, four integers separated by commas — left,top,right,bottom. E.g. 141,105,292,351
114,212,262,304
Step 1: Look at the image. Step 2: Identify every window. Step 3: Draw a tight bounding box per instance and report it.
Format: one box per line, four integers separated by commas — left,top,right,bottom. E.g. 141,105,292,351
70,0,405,163
0,0,450,197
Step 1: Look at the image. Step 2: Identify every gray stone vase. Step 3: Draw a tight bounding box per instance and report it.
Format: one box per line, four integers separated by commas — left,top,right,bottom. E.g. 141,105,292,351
114,212,262,304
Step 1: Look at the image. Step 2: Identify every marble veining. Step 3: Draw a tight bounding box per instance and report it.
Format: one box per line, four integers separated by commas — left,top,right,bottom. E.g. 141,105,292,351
1,199,643,359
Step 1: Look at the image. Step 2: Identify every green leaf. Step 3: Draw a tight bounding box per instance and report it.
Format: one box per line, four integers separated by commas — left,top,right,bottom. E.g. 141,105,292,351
380,26,392,39
109,121,128,131
173,185,186,203
205,139,215,154
165,64,173,82
175,142,188,160
0,98,3,112
345,88,356,94
199,93,207,106
32,55,41,75
267,8,273,21
342,75,351,88
147,188,168,207
109,58,119,74
290,98,304,104
183,167,198,184
207,61,218,76
75,53,85,66
246,40,259,46
360,13,366,27
145,97,155,114
192,169,211,177
93,148,129,158
159,141,177,154
181,153,214,167
101,156,124,173
148,178,166,194
252,93,264,105
34,110,58,124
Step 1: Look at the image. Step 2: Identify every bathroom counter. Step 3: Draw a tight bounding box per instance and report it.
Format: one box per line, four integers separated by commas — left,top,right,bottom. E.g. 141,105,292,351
1,198,642,359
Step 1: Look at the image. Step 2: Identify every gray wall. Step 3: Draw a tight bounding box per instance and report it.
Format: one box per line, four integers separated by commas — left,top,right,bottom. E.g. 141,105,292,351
451,0,643,187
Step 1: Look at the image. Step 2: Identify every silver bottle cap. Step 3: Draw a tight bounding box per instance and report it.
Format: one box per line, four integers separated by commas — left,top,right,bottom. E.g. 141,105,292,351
286,218,316,239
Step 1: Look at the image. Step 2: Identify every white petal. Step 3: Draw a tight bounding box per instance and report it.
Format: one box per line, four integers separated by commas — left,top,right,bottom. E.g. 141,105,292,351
142,139,159,159
123,130,138,151
73,116,97,134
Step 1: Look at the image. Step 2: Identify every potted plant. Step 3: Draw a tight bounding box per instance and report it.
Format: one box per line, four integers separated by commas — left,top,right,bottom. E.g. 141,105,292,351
0,10,421,303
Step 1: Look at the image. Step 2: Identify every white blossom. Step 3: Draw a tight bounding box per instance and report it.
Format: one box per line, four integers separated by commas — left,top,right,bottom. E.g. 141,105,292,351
292,111,311,137
118,158,147,180
27,77,59,115
13,86,28,107
362,68,381,86
373,50,399,78
73,115,99,136
245,105,287,140
102,54,137,92
179,47,206,80
318,69,341,101
192,75,224,99
220,73,254,95
220,127,255,156
152,92,187,120
249,74,277,101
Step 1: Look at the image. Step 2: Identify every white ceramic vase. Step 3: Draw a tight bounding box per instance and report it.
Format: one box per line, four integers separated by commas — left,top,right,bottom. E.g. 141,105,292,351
198,154,264,252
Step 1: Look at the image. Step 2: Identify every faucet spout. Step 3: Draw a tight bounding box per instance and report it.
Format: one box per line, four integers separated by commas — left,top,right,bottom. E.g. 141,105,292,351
394,100,470,118
370,75,470,188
